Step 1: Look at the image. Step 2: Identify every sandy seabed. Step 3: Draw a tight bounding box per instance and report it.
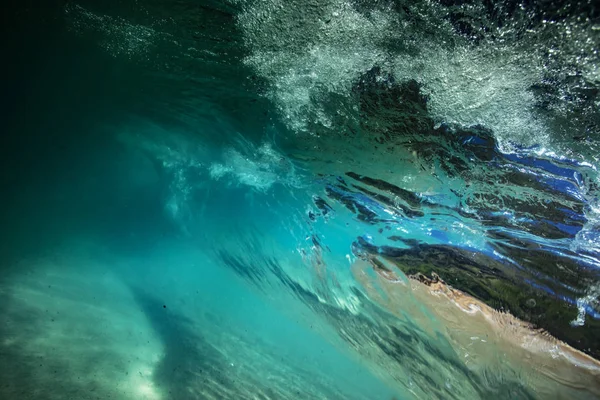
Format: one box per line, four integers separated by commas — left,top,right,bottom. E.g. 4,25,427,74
352,259,600,400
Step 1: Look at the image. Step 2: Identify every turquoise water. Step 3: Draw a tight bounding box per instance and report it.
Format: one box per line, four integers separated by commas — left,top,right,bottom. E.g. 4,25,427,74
2,1,600,399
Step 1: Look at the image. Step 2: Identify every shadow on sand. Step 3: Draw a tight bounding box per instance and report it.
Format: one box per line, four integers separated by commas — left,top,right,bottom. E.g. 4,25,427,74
129,287,234,400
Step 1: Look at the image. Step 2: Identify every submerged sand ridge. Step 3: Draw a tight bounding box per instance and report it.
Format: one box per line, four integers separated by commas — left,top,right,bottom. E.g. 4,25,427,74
352,258,600,399
0,254,164,400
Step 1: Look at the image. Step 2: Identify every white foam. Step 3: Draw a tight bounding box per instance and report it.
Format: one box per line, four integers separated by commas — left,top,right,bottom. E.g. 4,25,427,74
240,0,390,133
209,143,301,190
238,0,598,159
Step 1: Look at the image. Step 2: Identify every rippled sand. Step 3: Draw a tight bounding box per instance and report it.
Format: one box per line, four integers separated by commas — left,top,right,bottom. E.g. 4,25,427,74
0,245,401,400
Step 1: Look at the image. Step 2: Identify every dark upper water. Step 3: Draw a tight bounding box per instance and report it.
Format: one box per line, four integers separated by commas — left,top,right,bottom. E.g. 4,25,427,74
1,1,599,399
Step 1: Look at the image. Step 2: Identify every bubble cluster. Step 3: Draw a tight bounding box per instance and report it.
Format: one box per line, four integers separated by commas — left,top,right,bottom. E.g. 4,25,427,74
238,0,599,160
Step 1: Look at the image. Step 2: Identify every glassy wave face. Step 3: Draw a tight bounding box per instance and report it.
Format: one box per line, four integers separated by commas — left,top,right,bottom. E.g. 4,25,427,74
2,0,599,399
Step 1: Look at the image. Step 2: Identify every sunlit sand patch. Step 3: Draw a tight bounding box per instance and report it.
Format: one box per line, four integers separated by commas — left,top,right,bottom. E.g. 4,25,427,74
352,259,600,399
0,253,163,400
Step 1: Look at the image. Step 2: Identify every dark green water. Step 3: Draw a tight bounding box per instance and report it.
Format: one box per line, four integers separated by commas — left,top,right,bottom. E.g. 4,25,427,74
1,1,599,399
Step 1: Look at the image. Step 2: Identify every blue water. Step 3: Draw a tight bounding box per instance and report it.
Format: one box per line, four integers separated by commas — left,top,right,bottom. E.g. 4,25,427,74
2,1,600,399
